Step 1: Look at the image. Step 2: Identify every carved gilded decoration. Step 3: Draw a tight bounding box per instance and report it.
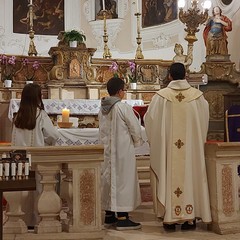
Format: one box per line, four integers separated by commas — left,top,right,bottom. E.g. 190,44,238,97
204,90,225,120
48,44,96,84
79,169,95,225
69,59,81,79
139,92,156,103
222,165,234,216
202,62,237,83
2,91,11,101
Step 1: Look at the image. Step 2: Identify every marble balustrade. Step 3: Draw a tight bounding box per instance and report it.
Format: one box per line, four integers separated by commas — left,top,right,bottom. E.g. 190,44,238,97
0,145,104,240
205,142,240,235
1,142,240,238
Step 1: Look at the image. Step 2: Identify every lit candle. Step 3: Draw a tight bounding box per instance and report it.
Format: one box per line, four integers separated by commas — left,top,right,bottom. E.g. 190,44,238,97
102,0,105,10
135,0,139,13
62,108,70,122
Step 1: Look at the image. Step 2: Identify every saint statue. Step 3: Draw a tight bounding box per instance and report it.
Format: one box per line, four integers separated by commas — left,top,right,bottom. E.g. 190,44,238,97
203,6,232,56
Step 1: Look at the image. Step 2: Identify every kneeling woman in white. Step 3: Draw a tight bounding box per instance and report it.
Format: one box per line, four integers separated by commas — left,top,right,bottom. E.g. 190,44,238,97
10,83,59,227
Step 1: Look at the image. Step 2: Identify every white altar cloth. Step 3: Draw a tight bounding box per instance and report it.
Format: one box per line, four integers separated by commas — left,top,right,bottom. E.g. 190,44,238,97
8,99,144,120
56,127,149,156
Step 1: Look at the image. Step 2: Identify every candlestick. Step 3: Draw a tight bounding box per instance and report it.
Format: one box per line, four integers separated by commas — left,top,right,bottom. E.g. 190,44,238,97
62,108,70,122
102,0,105,10
28,0,37,56
102,10,112,59
135,13,144,59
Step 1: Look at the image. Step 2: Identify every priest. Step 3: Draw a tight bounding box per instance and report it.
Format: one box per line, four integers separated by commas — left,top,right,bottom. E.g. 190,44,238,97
144,62,212,230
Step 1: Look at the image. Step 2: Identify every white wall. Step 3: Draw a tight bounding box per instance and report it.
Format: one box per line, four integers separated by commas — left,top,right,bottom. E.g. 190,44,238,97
0,0,239,72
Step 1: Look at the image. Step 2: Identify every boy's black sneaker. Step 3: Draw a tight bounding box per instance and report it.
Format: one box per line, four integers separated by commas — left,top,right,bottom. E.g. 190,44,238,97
104,214,118,227
116,217,142,231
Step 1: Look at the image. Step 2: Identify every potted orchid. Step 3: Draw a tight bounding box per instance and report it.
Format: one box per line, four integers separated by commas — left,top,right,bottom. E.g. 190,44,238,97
128,61,137,89
22,58,40,83
109,61,119,78
0,54,17,88
0,55,16,80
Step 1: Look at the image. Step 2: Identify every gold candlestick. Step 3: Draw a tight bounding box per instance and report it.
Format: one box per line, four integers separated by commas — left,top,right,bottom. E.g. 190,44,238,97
102,10,112,59
28,2,37,56
178,0,209,63
135,13,144,60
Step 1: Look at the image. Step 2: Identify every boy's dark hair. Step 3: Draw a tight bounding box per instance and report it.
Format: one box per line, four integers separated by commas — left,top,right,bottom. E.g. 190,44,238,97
107,77,125,96
169,62,186,80
14,83,44,130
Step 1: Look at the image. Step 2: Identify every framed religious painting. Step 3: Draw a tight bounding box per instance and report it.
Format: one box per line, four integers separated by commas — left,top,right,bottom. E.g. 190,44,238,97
96,0,118,20
142,0,178,28
13,0,64,35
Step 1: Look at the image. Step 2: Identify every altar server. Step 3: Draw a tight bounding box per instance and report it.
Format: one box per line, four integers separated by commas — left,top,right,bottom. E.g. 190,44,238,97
12,83,59,146
98,77,143,230
145,63,212,230
11,83,59,227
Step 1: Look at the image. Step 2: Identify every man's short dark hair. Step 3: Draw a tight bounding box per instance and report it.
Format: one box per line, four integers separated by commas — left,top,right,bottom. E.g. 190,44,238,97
169,62,186,80
107,77,125,96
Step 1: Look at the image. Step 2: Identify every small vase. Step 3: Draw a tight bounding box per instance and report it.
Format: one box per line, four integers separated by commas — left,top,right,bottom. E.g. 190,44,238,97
130,82,137,90
4,79,12,88
26,80,33,84
69,41,77,48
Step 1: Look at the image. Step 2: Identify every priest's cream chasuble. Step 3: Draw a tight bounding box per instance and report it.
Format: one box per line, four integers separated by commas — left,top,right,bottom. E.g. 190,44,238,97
145,80,212,224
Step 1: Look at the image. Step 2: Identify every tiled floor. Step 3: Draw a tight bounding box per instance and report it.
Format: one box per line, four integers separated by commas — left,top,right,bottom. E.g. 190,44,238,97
103,203,240,240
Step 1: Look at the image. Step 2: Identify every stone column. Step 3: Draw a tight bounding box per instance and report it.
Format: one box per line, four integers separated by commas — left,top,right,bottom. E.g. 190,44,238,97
3,191,28,233
34,164,62,233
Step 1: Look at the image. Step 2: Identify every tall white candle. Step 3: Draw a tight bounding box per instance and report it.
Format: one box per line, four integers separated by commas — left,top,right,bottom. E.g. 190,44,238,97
0,163,3,177
27,153,32,167
25,162,29,176
102,0,105,10
18,162,23,176
135,0,139,13
11,162,16,176
4,162,9,177
30,0,33,5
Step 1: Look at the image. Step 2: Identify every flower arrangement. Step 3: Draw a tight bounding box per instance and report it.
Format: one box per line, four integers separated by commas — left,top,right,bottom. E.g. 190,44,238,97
0,55,17,81
63,29,86,43
109,61,119,78
128,61,137,83
22,58,40,81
